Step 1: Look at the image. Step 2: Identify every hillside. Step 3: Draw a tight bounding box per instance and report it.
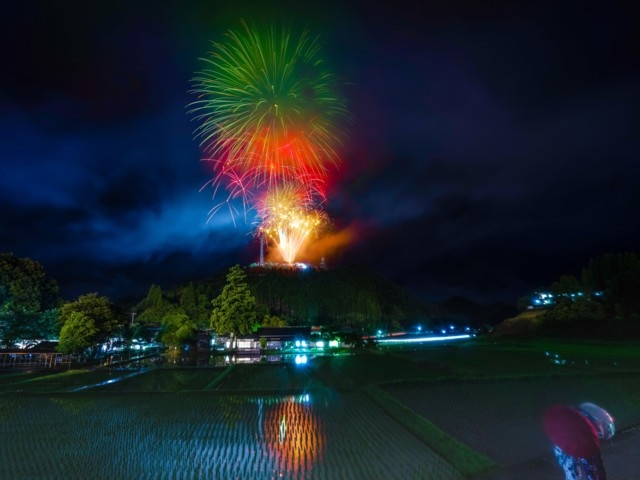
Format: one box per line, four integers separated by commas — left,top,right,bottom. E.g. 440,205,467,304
436,295,519,329
158,263,515,332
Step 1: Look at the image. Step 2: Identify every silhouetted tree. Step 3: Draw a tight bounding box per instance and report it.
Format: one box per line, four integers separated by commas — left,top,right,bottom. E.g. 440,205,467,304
582,252,640,319
137,284,170,325
58,311,99,357
179,282,211,328
210,265,257,347
0,253,60,347
58,293,121,357
160,308,197,348
540,252,640,337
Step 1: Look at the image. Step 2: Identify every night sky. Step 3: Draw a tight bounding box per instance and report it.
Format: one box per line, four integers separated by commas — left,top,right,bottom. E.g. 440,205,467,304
2,0,639,305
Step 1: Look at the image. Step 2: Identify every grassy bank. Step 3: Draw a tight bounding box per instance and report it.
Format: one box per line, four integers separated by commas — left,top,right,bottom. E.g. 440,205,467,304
364,384,497,478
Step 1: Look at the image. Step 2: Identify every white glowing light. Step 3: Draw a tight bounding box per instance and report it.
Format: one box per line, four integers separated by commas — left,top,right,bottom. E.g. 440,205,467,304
377,334,472,344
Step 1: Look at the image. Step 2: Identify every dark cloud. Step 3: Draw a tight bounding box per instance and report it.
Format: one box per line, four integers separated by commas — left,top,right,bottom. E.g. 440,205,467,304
2,0,639,304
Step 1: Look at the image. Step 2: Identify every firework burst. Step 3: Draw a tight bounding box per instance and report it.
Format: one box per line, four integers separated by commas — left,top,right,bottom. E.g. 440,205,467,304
190,20,349,264
257,185,327,263
189,20,348,203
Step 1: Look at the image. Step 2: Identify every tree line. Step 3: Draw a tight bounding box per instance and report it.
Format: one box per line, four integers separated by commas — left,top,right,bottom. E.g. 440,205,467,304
0,253,60,347
0,253,441,356
530,252,640,337
131,263,440,347
7,250,635,354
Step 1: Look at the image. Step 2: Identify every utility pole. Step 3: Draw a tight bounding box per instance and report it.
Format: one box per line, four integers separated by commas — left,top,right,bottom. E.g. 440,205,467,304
260,233,265,266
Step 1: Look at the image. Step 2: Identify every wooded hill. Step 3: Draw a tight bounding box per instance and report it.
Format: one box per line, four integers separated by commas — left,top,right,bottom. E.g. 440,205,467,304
150,263,515,332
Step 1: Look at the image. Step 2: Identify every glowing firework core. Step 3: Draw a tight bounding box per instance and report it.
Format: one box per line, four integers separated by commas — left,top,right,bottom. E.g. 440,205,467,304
259,187,324,263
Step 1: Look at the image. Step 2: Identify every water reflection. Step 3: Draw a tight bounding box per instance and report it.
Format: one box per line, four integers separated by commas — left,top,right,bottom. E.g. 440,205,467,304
546,351,570,366
544,351,620,369
255,394,324,478
123,351,317,368
212,353,313,366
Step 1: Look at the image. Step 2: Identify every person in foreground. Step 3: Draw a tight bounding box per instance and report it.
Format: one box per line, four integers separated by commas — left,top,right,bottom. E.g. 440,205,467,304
543,402,615,480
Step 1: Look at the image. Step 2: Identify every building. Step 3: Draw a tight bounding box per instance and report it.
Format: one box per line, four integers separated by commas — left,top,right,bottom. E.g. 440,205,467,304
528,290,604,309
233,326,312,352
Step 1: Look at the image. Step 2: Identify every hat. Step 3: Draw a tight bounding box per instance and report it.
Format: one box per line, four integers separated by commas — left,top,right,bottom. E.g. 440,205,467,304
543,404,600,457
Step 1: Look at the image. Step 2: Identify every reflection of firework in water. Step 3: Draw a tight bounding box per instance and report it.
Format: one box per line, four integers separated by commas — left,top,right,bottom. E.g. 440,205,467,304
259,394,324,477
257,186,326,263
189,19,348,204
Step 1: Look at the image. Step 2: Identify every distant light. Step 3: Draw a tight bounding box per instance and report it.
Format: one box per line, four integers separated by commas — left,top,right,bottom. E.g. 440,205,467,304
441,329,446,335
294,354,307,365
301,340,307,348
377,330,382,336
316,341,325,348
295,340,301,348
417,326,422,332
378,334,471,345
329,340,339,348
